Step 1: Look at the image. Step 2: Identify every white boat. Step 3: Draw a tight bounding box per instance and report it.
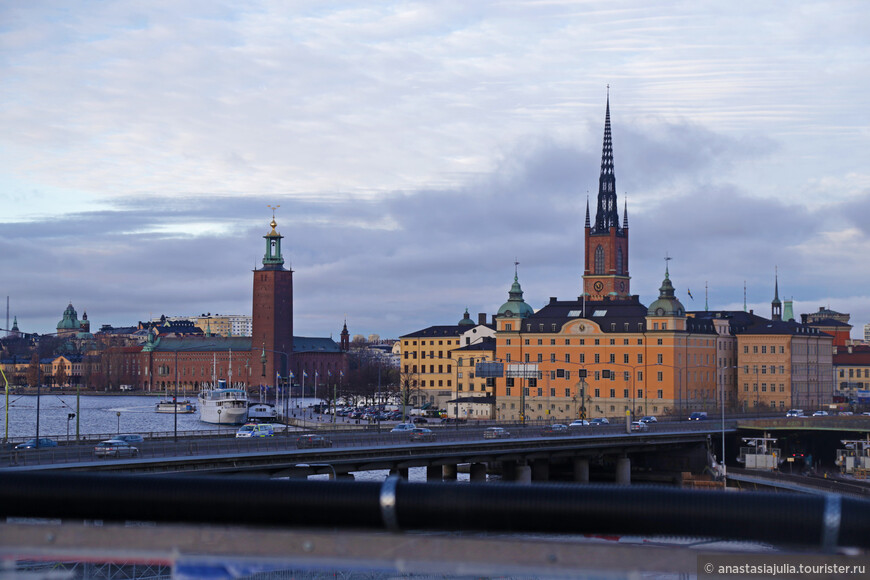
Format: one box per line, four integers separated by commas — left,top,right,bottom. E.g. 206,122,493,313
247,402,278,422
155,399,196,414
198,386,249,425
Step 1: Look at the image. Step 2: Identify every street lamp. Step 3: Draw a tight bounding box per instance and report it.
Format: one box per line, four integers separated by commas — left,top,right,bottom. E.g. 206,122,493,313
217,408,222,430
67,412,75,443
116,411,121,434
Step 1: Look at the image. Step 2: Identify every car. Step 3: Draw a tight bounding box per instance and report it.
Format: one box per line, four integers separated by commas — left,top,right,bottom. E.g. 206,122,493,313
409,427,436,442
114,434,145,444
785,409,804,417
812,411,829,417
483,427,511,439
688,412,707,421
589,418,610,426
296,434,333,449
630,421,648,432
441,417,467,424
236,423,274,438
411,416,428,424
94,440,139,458
639,416,657,424
569,419,590,427
541,424,568,436
391,423,416,432
839,411,853,416
15,438,58,450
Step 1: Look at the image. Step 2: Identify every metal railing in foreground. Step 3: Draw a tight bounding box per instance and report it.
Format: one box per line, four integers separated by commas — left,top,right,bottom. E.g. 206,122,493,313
1,472,868,551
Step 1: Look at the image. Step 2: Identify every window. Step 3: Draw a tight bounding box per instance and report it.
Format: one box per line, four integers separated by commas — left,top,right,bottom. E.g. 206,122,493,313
506,387,511,396
580,353,586,363
595,339,600,345
609,354,615,363
637,389,643,398
637,354,643,364
505,323,512,331
550,354,556,362
594,388,600,397
524,339,530,345
550,338,556,345
761,346,767,354
610,338,615,345
565,388,570,397
637,371,643,381
623,354,629,364
565,354,571,363
594,245,605,274
609,389,615,398
537,354,543,363
623,371,629,381
753,346,758,353
505,339,511,346
506,378,514,387
657,354,663,364
595,353,600,363
550,388,556,397
657,339,663,345
537,339,542,345
616,247,624,275
506,354,511,362
657,389,663,398
657,372,663,382
623,389,629,398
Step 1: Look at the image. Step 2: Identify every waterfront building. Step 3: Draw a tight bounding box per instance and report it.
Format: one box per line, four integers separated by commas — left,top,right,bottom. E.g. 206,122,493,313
399,310,494,409
833,344,870,403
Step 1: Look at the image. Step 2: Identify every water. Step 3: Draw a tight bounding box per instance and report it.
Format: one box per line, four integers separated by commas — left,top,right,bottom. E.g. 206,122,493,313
0,393,324,440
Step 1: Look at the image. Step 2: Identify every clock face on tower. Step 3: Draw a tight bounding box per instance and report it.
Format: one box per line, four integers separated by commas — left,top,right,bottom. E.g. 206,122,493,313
593,281,604,293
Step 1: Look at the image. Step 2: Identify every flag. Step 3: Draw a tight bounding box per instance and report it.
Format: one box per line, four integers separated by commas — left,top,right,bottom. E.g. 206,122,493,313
328,370,332,377
340,371,344,378
303,371,308,378
290,372,294,379
687,289,694,300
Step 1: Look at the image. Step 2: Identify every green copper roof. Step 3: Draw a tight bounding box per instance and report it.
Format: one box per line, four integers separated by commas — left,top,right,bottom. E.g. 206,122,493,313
497,271,534,318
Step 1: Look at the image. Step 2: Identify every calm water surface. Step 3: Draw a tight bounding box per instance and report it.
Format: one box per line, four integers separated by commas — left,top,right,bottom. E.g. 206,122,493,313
0,394,323,440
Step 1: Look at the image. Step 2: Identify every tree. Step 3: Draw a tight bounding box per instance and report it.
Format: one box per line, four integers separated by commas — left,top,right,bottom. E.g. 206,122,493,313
54,361,68,389
26,353,39,388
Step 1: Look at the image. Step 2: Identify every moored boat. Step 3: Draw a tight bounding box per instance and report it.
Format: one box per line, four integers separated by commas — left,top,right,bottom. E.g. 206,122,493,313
155,399,196,414
247,402,278,422
198,386,248,425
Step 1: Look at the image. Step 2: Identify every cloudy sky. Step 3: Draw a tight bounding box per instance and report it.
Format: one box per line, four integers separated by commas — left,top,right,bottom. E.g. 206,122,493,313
2,1,869,340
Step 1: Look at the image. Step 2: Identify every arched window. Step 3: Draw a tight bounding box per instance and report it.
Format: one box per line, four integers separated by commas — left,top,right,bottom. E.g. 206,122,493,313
594,245,605,274
616,247,624,275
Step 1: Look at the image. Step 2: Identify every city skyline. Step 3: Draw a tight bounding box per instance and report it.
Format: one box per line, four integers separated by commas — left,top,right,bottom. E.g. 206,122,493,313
2,2,869,338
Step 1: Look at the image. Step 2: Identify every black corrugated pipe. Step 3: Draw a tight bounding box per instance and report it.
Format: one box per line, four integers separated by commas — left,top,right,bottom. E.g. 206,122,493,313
1,472,868,550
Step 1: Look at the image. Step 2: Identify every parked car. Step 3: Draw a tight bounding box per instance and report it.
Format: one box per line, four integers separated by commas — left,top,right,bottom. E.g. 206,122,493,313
296,434,333,449
812,410,829,417
630,421,649,432
589,418,610,426
94,440,139,458
688,412,707,421
114,434,145,444
639,416,657,424
391,423,416,433
409,427,436,442
569,419,590,427
441,417,467,424
541,424,568,436
483,427,510,439
236,423,274,438
15,438,58,450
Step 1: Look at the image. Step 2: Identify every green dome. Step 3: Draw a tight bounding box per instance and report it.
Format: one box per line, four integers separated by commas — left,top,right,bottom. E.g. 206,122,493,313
458,308,475,326
497,272,534,318
647,269,685,317
57,303,79,330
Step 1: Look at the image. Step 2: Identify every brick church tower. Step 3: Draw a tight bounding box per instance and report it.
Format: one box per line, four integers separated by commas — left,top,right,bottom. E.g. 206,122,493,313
583,90,631,300
251,215,293,385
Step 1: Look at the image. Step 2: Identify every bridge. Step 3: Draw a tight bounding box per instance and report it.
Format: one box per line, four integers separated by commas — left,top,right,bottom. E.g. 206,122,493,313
4,420,730,484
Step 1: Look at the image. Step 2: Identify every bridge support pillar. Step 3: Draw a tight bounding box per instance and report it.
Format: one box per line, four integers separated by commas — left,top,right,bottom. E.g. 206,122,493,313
615,456,631,485
442,464,458,481
427,465,442,482
469,462,487,482
336,473,354,481
500,460,517,481
531,458,549,482
573,458,590,483
391,467,409,480
515,463,532,484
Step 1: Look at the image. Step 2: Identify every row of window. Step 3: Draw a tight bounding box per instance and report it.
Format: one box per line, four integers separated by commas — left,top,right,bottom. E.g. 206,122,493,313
743,383,786,392
840,368,870,378
744,345,786,354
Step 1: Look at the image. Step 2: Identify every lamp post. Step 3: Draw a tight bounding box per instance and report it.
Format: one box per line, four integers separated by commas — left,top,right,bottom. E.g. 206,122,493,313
116,411,121,434
217,408,222,431
67,412,75,442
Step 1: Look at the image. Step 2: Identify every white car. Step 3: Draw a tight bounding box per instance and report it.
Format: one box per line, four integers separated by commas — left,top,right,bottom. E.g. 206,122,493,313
569,419,590,427
630,421,649,432
391,423,416,433
812,411,828,417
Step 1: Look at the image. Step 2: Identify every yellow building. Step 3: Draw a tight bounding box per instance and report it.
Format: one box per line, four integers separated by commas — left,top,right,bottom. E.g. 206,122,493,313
399,310,494,410
494,267,718,422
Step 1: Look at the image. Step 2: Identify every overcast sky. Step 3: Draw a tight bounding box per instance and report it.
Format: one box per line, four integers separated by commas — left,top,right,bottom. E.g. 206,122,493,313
2,1,869,340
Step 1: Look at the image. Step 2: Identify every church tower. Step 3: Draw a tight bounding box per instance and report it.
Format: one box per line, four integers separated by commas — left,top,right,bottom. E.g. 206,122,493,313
251,213,294,385
583,90,630,300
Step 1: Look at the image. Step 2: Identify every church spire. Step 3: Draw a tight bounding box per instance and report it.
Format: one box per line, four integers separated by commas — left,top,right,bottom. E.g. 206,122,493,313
771,268,782,321
623,198,628,229
593,86,620,234
585,195,590,228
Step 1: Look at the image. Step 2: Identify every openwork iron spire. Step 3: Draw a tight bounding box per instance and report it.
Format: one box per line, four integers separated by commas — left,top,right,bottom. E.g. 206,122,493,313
593,87,621,234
